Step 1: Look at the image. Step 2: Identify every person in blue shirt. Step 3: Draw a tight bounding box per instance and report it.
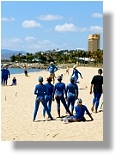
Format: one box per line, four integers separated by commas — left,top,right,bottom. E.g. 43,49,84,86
11,77,17,86
3,66,10,85
43,77,54,118
71,65,83,83
48,62,58,84
1,65,6,85
33,76,53,122
65,76,78,114
53,75,73,118
63,98,93,123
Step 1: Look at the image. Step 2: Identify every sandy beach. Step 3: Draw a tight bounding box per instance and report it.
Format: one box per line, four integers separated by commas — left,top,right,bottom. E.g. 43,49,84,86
1,67,103,141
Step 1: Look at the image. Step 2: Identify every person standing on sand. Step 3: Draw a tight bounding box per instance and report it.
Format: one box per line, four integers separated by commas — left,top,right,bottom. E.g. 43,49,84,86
23,66,28,76
3,65,10,86
53,75,73,118
62,98,93,123
33,76,53,122
90,69,103,113
71,65,83,83
48,62,58,84
65,76,78,115
43,77,54,118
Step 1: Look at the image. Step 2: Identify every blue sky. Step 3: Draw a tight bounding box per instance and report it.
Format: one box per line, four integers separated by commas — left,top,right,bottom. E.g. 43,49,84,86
1,1,103,53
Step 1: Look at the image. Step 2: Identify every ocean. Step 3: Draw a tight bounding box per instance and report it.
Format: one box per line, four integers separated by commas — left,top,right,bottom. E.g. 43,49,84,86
8,68,44,75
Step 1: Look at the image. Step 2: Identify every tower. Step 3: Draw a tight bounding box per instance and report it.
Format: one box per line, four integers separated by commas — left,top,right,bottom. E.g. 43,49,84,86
88,34,100,52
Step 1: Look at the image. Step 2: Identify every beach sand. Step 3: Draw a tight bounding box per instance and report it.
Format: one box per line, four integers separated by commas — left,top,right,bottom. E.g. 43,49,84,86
1,67,103,141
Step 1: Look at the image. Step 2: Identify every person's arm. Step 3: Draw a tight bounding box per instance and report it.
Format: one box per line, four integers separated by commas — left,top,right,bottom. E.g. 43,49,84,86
85,107,94,121
52,85,56,100
55,66,58,72
90,84,93,94
34,85,38,95
78,71,83,78
8,70,10,78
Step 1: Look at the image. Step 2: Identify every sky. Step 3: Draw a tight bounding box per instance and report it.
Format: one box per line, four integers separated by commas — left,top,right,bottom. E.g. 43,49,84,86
1,1,103,53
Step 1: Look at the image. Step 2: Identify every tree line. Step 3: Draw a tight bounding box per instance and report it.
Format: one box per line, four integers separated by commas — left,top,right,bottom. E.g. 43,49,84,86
2,49,103,66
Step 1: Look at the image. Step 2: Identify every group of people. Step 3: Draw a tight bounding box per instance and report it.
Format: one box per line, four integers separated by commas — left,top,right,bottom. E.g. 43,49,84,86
1,65,17,86
33,62,103,123
1,65,10,86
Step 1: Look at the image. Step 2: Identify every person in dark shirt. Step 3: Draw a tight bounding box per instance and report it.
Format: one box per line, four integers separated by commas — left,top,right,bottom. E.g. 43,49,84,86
62,98,93,123
90,69,103,113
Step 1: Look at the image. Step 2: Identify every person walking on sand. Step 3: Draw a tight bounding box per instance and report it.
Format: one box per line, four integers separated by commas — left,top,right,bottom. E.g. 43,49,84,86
90,69,103,113
43,77,54,118
71,65,83,83
64,66,70,75
1,65,6,85
62,98,93,123
48,62,58,84
53,75,73,118
33,76,53,122
65,76,78,114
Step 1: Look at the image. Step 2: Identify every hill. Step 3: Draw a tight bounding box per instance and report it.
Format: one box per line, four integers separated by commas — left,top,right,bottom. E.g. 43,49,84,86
1,49,26,60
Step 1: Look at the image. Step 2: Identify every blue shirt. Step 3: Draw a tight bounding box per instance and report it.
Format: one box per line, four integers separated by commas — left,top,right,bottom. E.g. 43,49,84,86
72,69,82,79
1,68,6,78
4,69,10,79
44,83,54,96
48,65,58,74
74,105,90,119
34,83,46,98
53,82,66,98
65,83,78,97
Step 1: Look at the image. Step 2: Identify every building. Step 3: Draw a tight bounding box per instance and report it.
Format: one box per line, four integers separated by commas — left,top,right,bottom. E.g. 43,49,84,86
88,34,100,52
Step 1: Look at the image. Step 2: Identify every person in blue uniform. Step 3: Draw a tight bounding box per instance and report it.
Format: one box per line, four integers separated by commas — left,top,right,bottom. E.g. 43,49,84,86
48,62,58,84
65,76,78,114
71,65,83,83
33,76,53,122
53,75,72,118
43,77,54,118
11,77,17,86
3,66,10,85
90,69,103,113
63,98,93,123
1,65,6,85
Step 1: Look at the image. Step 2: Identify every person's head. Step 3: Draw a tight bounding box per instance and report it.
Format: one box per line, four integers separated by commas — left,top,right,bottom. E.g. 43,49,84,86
38,76,43,83
47,77,52,83
98,69,103,75
73,65,77,69
50,62,54,65
13,77,16,79
70,76,75,83
76,98,82,105
57,75,62,82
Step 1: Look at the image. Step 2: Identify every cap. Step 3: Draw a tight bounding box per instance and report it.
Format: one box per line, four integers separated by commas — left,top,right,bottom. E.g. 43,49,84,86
38,76,43,82
57,76,62,81
77,98,82,104
50,62,54,64
73,65,77,68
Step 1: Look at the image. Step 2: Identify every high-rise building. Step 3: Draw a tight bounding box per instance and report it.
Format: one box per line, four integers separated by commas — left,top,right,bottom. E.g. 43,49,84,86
88,34,100,52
